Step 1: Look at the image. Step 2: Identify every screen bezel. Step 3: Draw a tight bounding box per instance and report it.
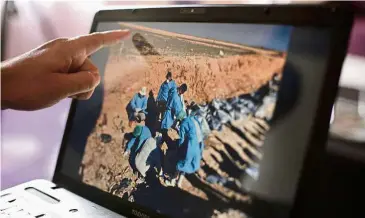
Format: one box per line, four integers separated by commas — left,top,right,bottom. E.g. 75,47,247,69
53,5,353,218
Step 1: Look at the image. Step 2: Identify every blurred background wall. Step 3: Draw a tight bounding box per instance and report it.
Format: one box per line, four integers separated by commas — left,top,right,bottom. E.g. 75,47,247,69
1,0,364,190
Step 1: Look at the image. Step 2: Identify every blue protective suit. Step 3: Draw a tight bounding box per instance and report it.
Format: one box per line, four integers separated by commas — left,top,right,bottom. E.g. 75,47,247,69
126,93,148,121
126,126,152,153
157,80,177,102
161,88,183,130
176,116,205,174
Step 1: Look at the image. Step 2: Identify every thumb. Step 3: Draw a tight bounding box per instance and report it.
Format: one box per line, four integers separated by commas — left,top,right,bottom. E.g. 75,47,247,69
53,71,100,98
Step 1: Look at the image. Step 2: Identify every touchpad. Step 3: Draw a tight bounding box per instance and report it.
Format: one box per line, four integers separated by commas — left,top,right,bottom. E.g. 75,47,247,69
25,187,60,204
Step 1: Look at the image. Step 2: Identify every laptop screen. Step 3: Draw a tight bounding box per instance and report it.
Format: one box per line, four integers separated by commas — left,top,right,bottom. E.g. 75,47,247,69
59,20,334,218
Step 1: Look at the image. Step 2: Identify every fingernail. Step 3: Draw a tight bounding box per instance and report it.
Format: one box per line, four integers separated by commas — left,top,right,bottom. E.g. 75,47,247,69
120,29,131,36
114,29,130,35
104,29,130,35
115,30,131,41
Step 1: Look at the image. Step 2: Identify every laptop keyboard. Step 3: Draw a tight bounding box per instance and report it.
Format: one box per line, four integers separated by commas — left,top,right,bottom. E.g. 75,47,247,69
0,180,124,218
0,193,53,218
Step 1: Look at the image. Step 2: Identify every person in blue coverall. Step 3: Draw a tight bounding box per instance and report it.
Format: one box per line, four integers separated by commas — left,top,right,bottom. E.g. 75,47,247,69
124,125,152,156
161,83,188,131
126,87,148,126
176,113,205,174
156,71,177,119
157,71,177,104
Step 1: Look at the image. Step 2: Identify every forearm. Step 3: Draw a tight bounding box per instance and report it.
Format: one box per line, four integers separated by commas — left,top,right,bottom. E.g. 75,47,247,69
130,99,136,109
142,104,148,114
126,138,136,151
178,130,185,147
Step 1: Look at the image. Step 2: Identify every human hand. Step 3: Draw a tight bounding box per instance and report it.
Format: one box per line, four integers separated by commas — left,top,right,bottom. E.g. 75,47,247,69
1,29,130,111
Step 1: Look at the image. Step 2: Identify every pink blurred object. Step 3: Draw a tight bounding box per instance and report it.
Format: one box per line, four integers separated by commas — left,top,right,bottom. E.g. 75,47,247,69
348,15,365,56
1,1,102,190
5,1,101,59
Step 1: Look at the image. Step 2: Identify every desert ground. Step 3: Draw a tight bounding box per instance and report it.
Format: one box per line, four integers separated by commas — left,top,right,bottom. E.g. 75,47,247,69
80,23,286,218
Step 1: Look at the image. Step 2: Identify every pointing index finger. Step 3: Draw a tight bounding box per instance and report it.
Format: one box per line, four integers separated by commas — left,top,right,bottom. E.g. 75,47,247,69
69,29,130,55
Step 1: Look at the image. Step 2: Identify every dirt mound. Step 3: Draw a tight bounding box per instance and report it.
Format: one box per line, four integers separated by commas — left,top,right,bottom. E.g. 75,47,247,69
106,54,284,105
147,55,283,103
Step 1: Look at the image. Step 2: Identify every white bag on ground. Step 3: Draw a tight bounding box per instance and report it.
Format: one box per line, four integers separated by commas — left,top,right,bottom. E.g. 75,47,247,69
197,116,211,140
135,138,161,177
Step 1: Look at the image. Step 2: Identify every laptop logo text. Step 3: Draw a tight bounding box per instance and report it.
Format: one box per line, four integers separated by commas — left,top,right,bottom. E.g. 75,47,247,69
132,209,150,218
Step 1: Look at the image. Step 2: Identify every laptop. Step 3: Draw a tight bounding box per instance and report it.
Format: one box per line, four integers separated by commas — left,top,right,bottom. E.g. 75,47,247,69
0,5,353,218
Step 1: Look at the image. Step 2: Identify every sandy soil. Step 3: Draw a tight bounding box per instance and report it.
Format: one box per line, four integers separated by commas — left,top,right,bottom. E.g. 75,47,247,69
80,23,286,217
107,54,284,104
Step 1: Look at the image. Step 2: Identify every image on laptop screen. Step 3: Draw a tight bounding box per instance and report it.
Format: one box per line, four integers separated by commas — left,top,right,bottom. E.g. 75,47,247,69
73,22,292,218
